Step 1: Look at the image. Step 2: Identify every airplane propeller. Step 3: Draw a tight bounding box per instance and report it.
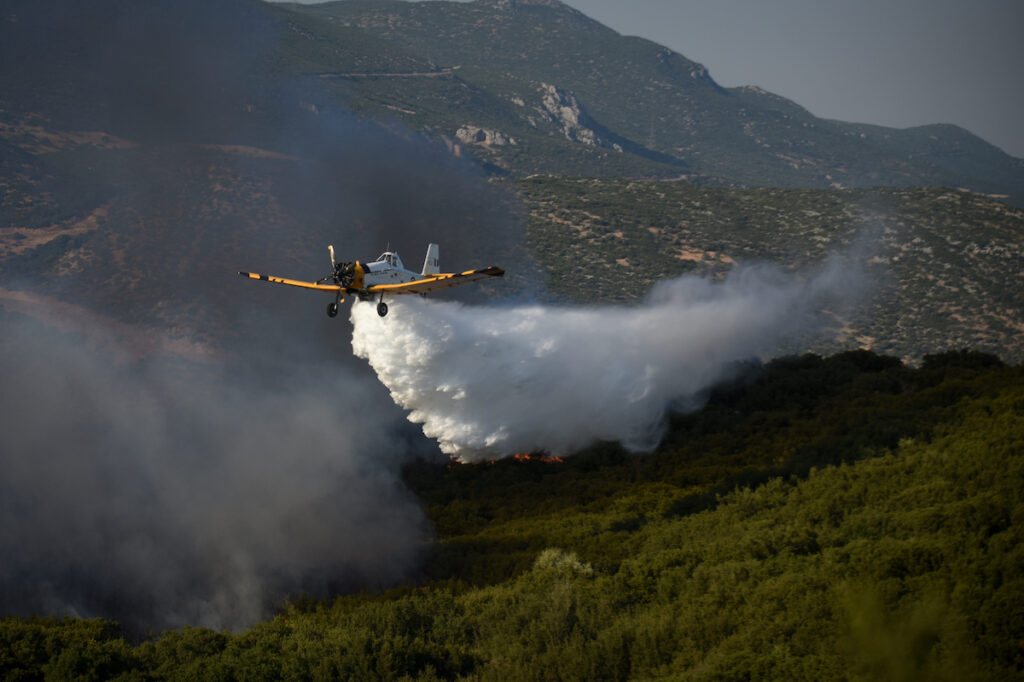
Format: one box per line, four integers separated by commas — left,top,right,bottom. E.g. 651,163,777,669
314,244,341,318
315,244,358,318
316,244,346,286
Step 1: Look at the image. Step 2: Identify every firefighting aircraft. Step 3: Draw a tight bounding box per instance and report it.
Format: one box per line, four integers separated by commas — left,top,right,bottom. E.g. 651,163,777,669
239,243,504,317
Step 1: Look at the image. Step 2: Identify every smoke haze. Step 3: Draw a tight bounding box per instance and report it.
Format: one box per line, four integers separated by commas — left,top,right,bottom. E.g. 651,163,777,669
352,258,861,459
0,0,523,633
0,311,433,633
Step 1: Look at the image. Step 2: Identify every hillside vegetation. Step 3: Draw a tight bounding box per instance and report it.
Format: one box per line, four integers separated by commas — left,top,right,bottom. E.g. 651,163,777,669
3,350,1021,680
2,126,1021,364
517,176,1024,363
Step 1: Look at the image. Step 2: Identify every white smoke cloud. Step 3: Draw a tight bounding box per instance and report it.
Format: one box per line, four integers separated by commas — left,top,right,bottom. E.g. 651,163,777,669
352,259,859,460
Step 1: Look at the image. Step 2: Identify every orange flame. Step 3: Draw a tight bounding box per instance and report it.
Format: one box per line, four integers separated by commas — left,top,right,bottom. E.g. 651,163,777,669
445,453,564,469
512,452,564,464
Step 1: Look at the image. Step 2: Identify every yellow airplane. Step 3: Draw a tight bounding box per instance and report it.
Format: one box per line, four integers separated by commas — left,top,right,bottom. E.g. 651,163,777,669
239,243,504,317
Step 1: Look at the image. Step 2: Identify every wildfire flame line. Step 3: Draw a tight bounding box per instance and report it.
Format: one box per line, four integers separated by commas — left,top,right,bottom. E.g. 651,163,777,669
512,452,564,464
445,452,565,469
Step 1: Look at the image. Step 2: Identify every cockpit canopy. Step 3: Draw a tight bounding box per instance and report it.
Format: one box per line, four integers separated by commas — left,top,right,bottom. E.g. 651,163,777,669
376,251,403,270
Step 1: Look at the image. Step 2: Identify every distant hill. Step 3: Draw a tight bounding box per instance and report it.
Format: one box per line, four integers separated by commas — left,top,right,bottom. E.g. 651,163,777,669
277,0,1024,204
0,0,1021,364
3,0,1021,202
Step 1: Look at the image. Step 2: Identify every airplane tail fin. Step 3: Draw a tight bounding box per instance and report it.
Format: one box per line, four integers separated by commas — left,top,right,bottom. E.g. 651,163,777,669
422,243,440,275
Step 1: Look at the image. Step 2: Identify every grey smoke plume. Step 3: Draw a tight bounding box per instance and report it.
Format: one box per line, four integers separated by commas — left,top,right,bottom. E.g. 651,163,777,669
0,0,523,634
0,312,431,633
352,259,860,460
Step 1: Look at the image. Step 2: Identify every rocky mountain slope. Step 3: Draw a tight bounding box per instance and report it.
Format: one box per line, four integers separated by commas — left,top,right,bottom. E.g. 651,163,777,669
282,0,1024,204
6,0,1019,199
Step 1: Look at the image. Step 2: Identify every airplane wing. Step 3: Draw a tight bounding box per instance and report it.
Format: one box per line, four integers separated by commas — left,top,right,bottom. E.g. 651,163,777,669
238,271,342,292
366,266,504,295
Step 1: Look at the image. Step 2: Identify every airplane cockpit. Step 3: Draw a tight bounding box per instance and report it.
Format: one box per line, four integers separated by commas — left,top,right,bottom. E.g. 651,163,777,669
376,251,404,270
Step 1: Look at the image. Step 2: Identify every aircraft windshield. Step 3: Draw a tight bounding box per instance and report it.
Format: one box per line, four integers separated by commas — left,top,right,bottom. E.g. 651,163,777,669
377,252,403,268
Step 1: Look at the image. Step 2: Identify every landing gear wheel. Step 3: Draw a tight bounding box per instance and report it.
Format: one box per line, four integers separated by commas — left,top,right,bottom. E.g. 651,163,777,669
327,302,339,318
376,301,389,317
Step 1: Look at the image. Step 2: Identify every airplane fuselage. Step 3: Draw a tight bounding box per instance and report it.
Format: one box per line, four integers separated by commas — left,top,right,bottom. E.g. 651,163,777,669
341,252,433,299
359,252,425,289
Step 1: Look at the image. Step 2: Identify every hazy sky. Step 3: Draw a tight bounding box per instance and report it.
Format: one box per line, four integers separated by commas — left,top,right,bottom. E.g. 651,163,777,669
560,0,1024,158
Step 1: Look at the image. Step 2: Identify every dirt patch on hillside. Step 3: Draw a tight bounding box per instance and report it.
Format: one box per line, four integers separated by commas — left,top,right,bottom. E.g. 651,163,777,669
0,118,137,154
0,206,108,259
196,144,298,161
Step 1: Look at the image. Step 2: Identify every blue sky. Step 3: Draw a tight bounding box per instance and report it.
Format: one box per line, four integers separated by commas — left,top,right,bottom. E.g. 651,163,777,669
277,0,1024,157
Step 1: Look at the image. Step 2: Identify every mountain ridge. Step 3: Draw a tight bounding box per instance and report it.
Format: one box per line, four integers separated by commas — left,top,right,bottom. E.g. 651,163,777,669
282,0,1023,203
3,0,1020,201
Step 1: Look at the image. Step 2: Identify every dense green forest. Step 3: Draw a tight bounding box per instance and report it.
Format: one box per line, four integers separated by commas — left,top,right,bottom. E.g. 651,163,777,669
2,350,1021,680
